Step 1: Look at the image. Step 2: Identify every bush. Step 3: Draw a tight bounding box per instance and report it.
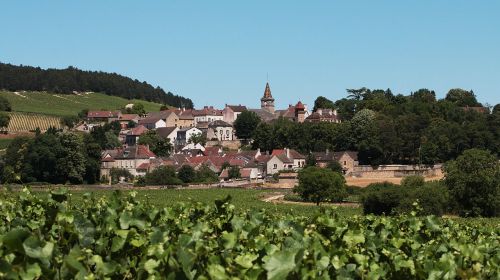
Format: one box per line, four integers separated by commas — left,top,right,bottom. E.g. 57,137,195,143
294,166,347,205
396,182,450,216
401,175,425,188
363,181,450,216
178,165,196,183
444,149,500,217
362,185,404,215
364,181,398,192
145,166,182,186
327,161,343,173
134,176,146,187
346,185,363,196
196,164,218,183
109,168,133,184
228,166,241,179
283,193,303,202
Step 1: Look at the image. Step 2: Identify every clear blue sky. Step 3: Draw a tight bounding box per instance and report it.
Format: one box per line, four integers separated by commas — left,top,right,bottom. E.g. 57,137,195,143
2,1,499,109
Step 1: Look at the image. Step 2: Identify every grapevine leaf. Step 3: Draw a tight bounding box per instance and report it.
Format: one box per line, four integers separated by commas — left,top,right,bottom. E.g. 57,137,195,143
263,250,297,280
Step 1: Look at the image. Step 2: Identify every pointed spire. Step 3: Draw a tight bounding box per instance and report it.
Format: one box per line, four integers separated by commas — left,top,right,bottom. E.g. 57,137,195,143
263,82,273,99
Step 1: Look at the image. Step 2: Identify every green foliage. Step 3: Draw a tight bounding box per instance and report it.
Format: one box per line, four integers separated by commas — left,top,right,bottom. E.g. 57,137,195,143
195,164,218,183
60,115,80,129
362,181,450,216
444,149,500,217
122,103,145,115
2,131,101,184
109,168,134,183
0,112,10,129
445,88,480,107
253,88,499,166
397,182,450,216
362,184,403,215
327,160,343,173
401,175,425,188
305,153,316,167
294,166,347,205
188,132,207,146
312,96,335,111
0,188,497,279
0,91,165,117
138,130,172,157
0,96,12,111
145,166,182,186
228,166,241,179
178,165,196,183
0,62,193,108
233,110,261,140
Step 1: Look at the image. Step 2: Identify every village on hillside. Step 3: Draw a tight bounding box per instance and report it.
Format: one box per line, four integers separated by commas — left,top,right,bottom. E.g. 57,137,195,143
86,83,442,186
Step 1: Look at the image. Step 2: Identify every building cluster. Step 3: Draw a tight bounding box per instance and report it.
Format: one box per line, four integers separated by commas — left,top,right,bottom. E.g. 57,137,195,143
86,83,349,182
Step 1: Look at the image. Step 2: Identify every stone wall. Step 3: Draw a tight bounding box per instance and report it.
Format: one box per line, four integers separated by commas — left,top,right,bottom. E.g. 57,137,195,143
352,164,443,178
206,140,241,150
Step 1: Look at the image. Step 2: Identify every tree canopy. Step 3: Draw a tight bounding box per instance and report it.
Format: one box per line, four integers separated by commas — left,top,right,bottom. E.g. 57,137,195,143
252,88,499,166
233,111,261,140
294,166,347,205
138,130,173,157
444,149,499,217
0,62,193,109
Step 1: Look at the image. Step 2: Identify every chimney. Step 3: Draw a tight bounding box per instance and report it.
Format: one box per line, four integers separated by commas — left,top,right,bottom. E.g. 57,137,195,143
326,148,329,155
318,109,323,115
286,148,290,158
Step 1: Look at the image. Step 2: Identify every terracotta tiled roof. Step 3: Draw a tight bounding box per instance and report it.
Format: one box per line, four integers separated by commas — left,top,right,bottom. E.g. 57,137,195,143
276,154,293,163
138,117,162,125
256,155,272,163
136,162,150,170
312,151,335,162
271,149,305,159
115,145,156,159
87,111,119,118
178,110,194,120
156,127,177,138
127,125,148,136
192,107,223,116
227,105,247,112
119,114,139,121
203,146,222,156
136,145,156,158
295,101,305,110
219,168,253,179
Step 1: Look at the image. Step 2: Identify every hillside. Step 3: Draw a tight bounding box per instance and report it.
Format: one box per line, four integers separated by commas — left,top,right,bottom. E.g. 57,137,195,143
0,62,194,108
0,91,164,117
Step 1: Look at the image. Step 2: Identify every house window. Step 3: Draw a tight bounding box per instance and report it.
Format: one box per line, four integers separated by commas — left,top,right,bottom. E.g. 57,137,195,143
273,164,277,169
344,161,347,166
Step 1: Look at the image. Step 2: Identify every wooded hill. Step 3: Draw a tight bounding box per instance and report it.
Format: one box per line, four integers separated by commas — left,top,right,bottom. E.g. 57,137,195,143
0,62,193,109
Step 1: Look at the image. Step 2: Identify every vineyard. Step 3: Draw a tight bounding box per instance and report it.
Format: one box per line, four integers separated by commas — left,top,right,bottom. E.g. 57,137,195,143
0,188,497,279
0,91,164,117
7,112,62,132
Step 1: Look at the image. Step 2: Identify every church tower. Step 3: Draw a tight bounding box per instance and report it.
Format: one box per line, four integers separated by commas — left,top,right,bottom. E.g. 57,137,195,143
261,82,275,113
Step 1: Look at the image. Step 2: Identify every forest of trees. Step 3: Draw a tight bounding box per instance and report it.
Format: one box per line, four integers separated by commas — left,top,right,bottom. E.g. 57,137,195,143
0,62,193,109
0,121,125,184
252,88,499,165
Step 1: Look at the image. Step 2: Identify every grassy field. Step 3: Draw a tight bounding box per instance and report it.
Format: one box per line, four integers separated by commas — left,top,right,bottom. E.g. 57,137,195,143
0,91,164,117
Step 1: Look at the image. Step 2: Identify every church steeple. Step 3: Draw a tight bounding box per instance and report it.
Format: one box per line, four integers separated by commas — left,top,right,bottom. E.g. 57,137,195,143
261,82,275,113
